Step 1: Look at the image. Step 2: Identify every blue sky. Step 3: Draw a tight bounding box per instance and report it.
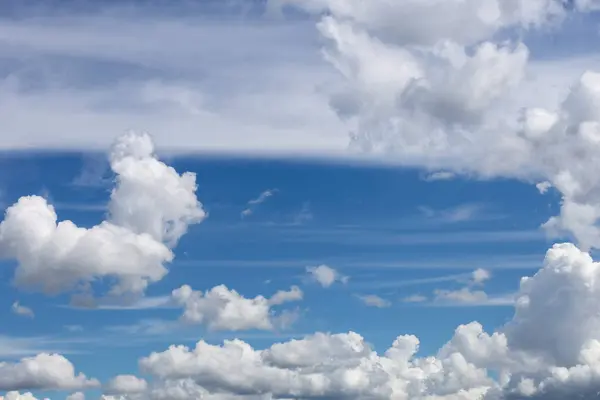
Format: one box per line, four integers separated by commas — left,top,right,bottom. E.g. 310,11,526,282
0,152,559,398
4,1,600,400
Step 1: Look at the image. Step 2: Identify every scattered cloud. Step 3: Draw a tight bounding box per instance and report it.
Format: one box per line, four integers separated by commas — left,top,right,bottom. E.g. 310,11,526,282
171,284,303,331
402,294,428,303
423,171,456,181
241,189,278,218
433,287,489,304
536,181,552,194
10,302,34,319
358,269,490,290
417,203,499,224
292,201,314,225
0,353,99,391
472,268,492,285
357,294,391,308
306,264,349,287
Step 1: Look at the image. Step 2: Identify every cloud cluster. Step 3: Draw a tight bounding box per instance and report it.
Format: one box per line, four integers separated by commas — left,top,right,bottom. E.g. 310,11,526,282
0,132,205,303
171,284,303,331
85,243,600,399
273,0,600,251
0,354,98,392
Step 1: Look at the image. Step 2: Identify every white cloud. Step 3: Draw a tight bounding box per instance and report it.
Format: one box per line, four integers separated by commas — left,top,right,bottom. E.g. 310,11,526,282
171,284,303,331
471,269,492,285
0,353,98,391
536,181,552,194
402,294,428,303
0,132,205,303
275,0,600,252
433,287,489,304
357,294,391,308
0,7,348,156
0,392,40,400
424,171,457,181
10,302,34,319
418,204,491,224
306,264,349,287
65,393,85,400
92,243,600,398
241,189,278,218
105,375,147,395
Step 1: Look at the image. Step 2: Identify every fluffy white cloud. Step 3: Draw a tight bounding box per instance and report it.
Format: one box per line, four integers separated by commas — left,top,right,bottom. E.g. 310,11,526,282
0,392,40,400
10,302,33,319
0,353,98,391
105,375,147,395
65,393,85,400
276,0,600,251
306,264,348,287
0,132,205,302
171,284,302,331
95,242,600,398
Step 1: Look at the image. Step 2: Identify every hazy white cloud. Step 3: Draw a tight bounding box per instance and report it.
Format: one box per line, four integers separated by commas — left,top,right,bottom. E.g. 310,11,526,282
418,204,492,224
357,294,391,308
433,287,490,304
402,294,428,303
424,171,457,181
471,268,492,285
10,302,34,319
306,264,349,287
241,189,278,218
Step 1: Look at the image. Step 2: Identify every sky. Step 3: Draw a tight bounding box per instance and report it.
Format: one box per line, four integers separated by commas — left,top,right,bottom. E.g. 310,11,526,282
4,1,600,400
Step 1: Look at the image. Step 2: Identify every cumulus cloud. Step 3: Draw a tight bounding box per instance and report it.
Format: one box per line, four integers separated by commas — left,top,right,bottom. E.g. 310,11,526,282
0,132,205,303
306,264,348,287
171,284,303,331
10,302,34,319
104,375,147,395
273,0,600,252
65,393,84,400
90,243,600,398
0,353,98,391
